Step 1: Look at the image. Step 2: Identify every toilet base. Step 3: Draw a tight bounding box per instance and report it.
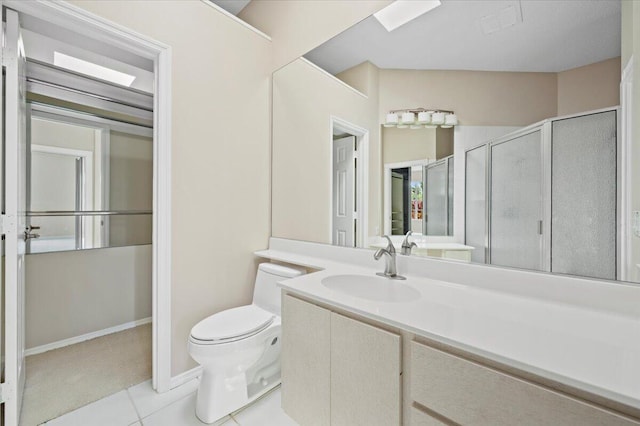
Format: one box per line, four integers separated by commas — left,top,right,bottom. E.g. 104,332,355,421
195,367,281,424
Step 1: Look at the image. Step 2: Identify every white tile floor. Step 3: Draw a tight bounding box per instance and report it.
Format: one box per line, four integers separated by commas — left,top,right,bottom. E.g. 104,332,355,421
42,379,298,426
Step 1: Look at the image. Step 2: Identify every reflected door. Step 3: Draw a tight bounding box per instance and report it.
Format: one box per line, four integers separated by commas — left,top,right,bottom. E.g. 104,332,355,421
490,130,543,271
390,170,408,235
332,136,355,247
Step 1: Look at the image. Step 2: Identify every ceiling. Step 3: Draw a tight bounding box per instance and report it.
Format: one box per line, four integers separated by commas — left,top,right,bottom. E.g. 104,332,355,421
305,0,621,74
210,0,251,16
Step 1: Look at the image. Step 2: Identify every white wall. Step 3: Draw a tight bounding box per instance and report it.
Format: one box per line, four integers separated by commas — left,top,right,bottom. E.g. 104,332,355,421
69,0,273,376
25,245,151,349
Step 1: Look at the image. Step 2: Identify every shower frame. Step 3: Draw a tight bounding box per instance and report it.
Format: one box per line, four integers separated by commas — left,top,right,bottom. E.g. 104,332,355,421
464,106,621,279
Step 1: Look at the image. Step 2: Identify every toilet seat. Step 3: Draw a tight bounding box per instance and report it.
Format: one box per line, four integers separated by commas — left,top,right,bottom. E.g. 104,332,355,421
190,305,275,345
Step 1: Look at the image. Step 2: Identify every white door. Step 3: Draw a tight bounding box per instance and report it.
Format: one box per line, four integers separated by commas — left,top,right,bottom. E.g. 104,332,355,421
332,136,355,247
3,8,28,425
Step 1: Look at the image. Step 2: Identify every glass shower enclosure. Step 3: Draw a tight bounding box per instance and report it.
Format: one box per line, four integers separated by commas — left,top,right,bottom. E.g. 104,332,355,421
464,108,618,280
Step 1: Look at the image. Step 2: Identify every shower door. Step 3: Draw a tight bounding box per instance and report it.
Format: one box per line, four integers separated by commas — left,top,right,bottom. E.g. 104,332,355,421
425,157,453,235
465,145,487,263
551,111,617,280
489,130,544,271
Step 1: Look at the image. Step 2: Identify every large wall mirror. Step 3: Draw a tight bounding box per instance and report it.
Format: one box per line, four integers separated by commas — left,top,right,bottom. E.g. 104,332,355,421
271,1,635,282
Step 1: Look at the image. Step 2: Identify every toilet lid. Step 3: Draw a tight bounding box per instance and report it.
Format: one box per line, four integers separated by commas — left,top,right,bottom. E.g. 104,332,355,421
190,305,275,342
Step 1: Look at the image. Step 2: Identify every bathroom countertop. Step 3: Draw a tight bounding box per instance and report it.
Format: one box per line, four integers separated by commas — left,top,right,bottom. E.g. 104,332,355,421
255,248,640,411
368,242,475,250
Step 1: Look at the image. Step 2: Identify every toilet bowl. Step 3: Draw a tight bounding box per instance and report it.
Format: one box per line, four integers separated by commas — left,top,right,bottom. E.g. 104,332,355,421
188,263,305,424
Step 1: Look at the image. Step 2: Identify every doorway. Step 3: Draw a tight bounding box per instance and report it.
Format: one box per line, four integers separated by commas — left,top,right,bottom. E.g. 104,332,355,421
0,2,172,425
330,116,369,248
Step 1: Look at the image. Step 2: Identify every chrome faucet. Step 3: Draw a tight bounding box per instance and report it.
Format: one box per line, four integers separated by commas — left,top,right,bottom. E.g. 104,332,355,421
401,231,418,256
374,236,406,280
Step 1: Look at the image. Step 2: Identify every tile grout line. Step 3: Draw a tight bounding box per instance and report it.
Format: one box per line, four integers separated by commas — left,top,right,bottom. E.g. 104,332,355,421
125,387,144,422
138,389,197,423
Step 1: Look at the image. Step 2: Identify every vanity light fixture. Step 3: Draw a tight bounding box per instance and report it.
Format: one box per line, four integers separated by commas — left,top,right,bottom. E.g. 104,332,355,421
384,108,457,129
441,113,458,128
401,112,416,125
374,0,442,32
383,113,399,127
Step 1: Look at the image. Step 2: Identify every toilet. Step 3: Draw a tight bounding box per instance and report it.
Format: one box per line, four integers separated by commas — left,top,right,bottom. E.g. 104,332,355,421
188,263,305,424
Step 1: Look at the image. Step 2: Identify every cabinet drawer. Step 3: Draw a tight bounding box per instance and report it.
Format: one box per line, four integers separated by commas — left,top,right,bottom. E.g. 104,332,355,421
410,341,639,426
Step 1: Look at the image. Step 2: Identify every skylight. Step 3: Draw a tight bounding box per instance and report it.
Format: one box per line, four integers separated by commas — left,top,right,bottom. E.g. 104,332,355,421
53,52,136,87
373,0,441,32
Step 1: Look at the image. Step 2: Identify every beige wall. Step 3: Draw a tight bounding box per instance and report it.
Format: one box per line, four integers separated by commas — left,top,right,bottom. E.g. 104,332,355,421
109,131,152,211
70,0,272,375
238,0,392,71
272,58,380,243
379,68,558,127
557,58,621,116
109,131,153,246
336,61,376,96
25,245,151,349
382,127,436,164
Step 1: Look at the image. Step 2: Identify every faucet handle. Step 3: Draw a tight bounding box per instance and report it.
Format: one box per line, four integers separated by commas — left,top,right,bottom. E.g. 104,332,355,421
401,231,417,255
382,235,396,254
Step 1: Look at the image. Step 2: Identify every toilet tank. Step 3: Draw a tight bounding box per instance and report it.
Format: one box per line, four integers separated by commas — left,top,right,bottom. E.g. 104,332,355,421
253,263,305,315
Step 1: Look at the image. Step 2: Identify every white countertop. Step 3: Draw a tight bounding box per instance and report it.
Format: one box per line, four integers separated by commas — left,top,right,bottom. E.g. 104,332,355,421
369,242,474,251
256,246,640,410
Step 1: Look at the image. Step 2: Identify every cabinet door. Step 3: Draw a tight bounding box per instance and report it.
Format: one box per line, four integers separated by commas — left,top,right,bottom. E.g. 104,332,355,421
411,341,639,426
330,313,401,426
282,295,331,426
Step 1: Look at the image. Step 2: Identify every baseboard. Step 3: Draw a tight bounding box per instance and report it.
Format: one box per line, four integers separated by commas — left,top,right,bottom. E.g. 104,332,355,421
169,366,202,391
25,317,152,356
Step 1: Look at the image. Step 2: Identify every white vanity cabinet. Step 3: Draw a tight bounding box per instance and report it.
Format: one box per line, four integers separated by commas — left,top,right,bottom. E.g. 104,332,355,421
410,341,640,426
282,294,401,426
280,291,639,426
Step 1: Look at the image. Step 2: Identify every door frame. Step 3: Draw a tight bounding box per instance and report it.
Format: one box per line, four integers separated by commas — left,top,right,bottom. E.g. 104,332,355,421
383,159,432,236
620,56,633,281
4,0,173,393
330,116,369,248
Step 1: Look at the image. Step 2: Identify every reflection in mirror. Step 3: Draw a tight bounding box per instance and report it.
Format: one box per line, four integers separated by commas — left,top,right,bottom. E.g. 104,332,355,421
271,1,632,282
425,156,454,236
384,162,432,236
390,167,411,235
27,105,152,254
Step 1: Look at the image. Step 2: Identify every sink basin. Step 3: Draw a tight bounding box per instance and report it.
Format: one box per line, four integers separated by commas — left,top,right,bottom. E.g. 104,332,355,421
321,274,420,303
